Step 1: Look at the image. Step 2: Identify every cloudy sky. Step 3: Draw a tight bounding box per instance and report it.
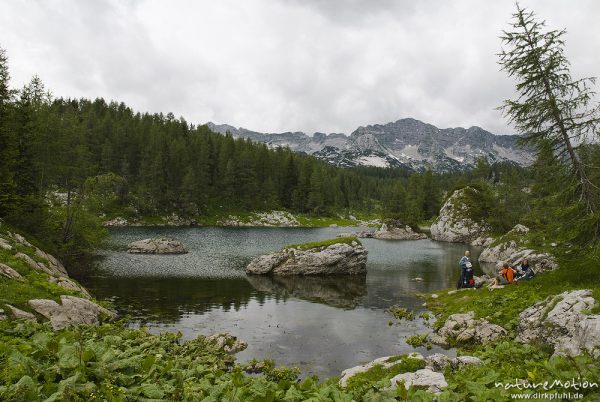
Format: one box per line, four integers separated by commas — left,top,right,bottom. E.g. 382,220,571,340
1,0,598,135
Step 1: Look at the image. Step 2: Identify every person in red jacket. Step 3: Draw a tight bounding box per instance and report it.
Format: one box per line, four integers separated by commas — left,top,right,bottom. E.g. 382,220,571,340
490,262,518,287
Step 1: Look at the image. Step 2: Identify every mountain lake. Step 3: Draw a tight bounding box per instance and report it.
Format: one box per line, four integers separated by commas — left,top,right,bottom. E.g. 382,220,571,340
73,226,486,378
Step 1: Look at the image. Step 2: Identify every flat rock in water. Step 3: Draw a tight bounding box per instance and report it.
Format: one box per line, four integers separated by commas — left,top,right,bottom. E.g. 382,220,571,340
127,238,187,254
246,242,367,275
28,296,116,330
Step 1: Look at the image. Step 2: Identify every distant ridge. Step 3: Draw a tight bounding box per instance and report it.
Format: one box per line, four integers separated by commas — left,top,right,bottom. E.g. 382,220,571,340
206,118,531,172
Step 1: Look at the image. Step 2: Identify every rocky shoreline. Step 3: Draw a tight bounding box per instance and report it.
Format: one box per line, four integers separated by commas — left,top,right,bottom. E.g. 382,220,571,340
103,211,382,228
0,230,116,328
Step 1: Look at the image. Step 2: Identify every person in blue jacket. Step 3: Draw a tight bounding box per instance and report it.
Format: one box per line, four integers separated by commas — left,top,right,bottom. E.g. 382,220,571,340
457,250,474,289
515,258,535,281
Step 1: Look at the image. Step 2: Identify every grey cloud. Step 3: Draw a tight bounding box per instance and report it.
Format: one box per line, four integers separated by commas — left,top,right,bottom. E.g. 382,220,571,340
1,0,599,136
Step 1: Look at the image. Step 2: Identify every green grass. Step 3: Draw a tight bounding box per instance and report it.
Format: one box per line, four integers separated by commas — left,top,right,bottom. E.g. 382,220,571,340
406,333,430,349
425,250,600,333
284,236,361,251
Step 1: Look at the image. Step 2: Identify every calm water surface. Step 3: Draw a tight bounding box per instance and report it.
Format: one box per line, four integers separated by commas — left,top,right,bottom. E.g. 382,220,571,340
73,226,484,378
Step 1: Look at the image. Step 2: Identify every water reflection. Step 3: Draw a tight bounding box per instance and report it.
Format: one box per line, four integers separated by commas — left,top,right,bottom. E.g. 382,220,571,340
246,274,367,309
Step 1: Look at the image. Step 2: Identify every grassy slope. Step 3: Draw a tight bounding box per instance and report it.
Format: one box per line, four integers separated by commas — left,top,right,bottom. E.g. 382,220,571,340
426,252,600,331
419,250,600,401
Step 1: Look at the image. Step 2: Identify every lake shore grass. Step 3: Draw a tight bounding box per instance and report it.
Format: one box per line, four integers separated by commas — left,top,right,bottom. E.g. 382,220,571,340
414,250,600,400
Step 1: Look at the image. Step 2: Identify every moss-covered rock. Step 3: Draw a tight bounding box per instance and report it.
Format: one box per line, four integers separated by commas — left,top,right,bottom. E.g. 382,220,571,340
246,237,367,275
430,187,490,243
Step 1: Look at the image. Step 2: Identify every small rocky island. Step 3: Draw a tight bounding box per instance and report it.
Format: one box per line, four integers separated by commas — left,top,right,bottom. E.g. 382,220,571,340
338,220,427,240
246,237,367,275
127,238,187,254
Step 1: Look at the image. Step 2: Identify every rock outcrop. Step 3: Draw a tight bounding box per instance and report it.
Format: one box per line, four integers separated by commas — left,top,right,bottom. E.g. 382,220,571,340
338,222,427,240
338,353,425,388
219,211,300,227
0,230,116,330
0,263,24,281
339,352,482,394
6,305,36,322
517,290,600,358
28,296,116,330
423,353,482,372
103,217,129,227
246,240,367,275
429,311,507,347
478,225,557,273
371,223,427,240
9,232,68,277
430,187,489,243
339,355,418,388
127,238,187,254
205,333,248,354
48,276,92,298
389,369,448,394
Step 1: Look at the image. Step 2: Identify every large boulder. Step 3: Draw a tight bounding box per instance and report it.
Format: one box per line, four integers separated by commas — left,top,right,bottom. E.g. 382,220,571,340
127,238,187,254
478,225,557,273
517,290,600,358
28,296,116,330
430,187,489,243
246,240,367,275
430,311,507,347
389,369,448,394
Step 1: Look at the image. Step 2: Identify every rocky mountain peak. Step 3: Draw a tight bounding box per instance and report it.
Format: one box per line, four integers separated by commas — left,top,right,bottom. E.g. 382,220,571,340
205,118,531,172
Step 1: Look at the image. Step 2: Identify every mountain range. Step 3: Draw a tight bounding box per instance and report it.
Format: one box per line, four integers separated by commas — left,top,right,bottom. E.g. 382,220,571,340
206,118,531,172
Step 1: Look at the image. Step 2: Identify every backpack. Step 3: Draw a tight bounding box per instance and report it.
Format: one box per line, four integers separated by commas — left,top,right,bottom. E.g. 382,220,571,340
501,267,516,283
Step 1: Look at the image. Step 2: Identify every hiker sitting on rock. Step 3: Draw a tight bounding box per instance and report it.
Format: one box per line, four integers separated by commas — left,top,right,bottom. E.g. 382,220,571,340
515,259,535,281
489,262,517,288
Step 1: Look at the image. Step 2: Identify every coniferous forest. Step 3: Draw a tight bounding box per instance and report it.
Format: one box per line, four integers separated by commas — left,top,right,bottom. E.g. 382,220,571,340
0,46,533,259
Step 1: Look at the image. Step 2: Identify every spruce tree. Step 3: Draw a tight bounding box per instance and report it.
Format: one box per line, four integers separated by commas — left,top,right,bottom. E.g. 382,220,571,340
499,4,600,221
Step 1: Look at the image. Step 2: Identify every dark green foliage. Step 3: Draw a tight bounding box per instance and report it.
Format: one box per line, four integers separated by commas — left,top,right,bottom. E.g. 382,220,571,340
499,4,600,242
